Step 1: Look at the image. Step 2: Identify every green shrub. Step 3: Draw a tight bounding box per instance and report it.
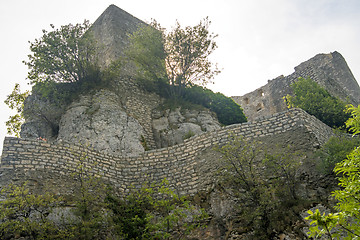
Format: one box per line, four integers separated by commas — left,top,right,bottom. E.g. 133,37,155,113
106,179,207,239
182,85,247,125
0,182,66,239
317,134,360,174
216,134,304,239
285,77,350,129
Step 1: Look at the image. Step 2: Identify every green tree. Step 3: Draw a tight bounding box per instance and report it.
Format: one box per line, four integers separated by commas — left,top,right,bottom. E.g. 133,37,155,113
306,104,360,239
165,17,220,95
345,104,360,134
4,83,30,137
5,21,104,138
127,18,220,96
24,20,99,85
126,20,168,95
284,77,349,128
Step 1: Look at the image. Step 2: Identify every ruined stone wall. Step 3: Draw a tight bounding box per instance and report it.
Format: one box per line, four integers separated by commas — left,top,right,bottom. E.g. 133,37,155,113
232,52,360,121
114,77,161,150
0,108,334,195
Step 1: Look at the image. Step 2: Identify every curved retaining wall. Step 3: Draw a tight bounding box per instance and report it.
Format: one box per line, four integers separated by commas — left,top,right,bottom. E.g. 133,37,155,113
0,108,333,195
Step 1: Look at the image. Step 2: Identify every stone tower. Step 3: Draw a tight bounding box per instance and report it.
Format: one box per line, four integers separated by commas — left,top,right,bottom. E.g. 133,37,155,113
232,51,360,121
90,4,146,67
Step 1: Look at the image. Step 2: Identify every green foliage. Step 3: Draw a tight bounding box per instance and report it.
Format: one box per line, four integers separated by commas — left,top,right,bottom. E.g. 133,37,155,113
1,146,206,239
106,179,208,239
165,17,220,93
30,65,103,109
306,104,360,239
140,135,150,151
0,182,65,239
157,85,246,126
127,17,220,97
4,84,30,137
345,104,360,135
216,134,302,239
183,130,195,140
305,209,342,239
24,20,99,85
6,21,107,135
285,77,350,128
67,147,111,239
126,21,169,96
317,134,360,174
182,85,247,125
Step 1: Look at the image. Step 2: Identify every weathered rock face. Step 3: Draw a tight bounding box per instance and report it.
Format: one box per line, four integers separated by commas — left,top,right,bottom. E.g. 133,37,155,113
20,93,66,141
152,108,221,148
20,85,221,156
57,89,145,156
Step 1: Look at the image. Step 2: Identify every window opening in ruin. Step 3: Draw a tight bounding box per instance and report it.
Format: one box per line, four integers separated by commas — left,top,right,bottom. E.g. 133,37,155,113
256,103,263,112
258,89,264,97
244,97,249,104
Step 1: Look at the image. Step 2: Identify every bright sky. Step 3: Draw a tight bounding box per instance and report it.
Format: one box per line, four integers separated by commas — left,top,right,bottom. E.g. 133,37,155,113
0,0,360,152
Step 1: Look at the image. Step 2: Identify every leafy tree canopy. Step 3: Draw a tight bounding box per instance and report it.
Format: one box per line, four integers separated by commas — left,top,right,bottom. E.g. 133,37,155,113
284,77,350,129
127,17,220,96
24,20,99,85
127,20,246,125
4,83,30,137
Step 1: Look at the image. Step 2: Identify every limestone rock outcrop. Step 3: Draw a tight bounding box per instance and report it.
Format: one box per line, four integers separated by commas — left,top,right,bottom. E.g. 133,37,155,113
57,89,145,156
152,108,221,148
20,93,66,141
19,85,221,156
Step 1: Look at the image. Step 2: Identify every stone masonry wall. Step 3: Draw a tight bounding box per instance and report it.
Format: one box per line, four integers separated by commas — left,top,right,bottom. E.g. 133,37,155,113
0,108,334,195
232,52,360,121
113,76,162,150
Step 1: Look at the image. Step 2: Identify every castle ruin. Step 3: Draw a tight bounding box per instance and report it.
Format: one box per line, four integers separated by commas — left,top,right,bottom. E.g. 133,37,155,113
1,5,359,238
232,51,360,121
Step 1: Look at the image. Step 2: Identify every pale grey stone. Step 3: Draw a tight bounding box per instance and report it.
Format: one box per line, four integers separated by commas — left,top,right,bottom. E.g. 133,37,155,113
57,89,145,156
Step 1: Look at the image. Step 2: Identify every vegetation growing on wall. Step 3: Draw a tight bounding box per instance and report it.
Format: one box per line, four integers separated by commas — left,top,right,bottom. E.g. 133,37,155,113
126,18,246,125
316,134,360,174
0,149,207,239
127,18,220,97
107,179,207,239
284,77,350,129
4,84,30,137
216,134,306,239
5,17,246,136
182,85,247,125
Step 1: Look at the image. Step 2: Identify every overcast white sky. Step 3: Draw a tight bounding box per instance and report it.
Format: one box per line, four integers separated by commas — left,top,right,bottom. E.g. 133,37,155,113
0,0,360,152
